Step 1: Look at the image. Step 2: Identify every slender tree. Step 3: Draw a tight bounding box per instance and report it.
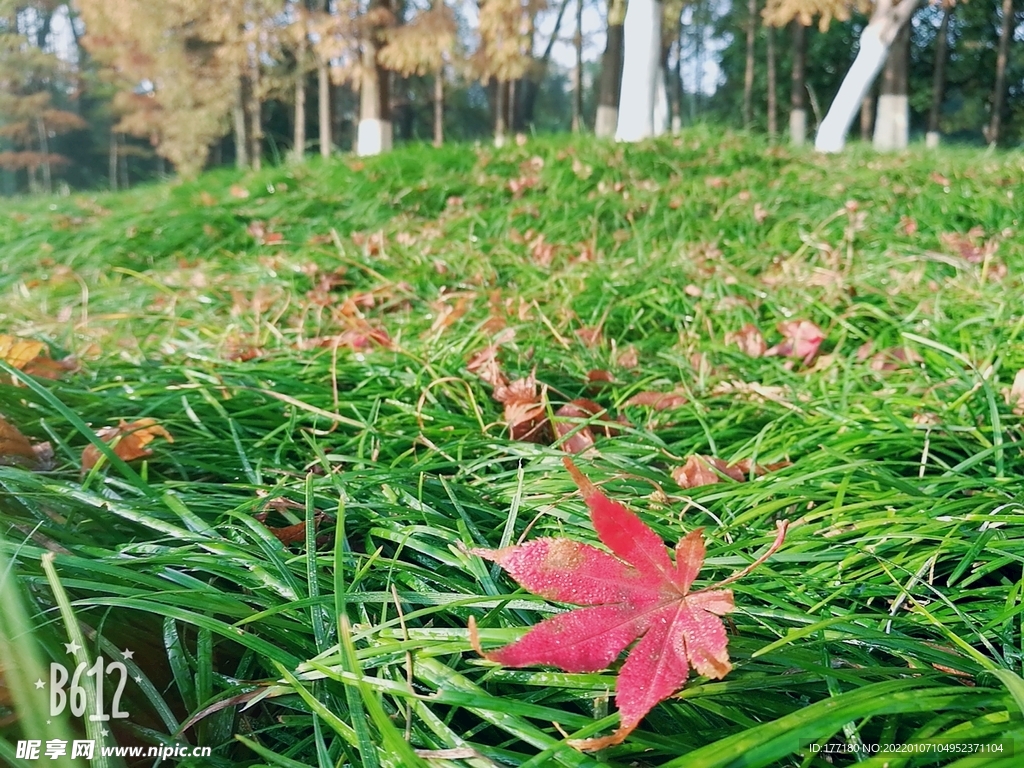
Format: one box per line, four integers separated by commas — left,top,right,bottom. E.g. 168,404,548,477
872,19,909,149
292,3,310,162
926,4,951,148
987,0,1014,145
766,21,777,137
789,20,807,144
516,0,570,130
743,0,757,127
357,0,394,155
378,0,457,147
615,0,664,141
595,0,627,136
572,0,584,131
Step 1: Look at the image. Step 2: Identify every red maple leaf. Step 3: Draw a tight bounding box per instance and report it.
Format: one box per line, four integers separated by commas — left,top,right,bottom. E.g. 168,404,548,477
469,458,787,750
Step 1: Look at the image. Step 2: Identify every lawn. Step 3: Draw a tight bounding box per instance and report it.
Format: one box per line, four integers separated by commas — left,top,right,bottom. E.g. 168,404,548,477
2,129,1024,767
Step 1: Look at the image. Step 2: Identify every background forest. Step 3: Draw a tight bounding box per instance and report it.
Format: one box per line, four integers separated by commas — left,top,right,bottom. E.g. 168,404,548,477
0,0,1021,195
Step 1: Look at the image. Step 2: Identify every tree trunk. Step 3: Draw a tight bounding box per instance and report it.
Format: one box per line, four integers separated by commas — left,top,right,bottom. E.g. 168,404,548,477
318,60,332,157
595,0,627,137
119,137,129,189
860,87,875,140
494,80,507,147
357,0,392,156
671,16,685,132
814,0,921,153
572,0,584,132
247,50,263,170
234,86,249,169
926,6,951,148
433,66,444,147
873,20,909,151
766,22,777,138
109,130,119,191
519,0,572,130
790,20,807,145
987,0,1014,146
35,118,52,194
743,0,757,128
293,15,308,163
615,0,663,141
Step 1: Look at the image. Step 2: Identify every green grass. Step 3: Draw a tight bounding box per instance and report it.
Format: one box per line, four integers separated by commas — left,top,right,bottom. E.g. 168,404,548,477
2,128,1024,767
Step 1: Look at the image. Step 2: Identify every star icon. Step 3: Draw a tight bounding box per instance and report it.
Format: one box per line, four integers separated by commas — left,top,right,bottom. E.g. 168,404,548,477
133,675,142,684
35,679,46,689
64,641,81,655
101,729,109,737
121,648,135,660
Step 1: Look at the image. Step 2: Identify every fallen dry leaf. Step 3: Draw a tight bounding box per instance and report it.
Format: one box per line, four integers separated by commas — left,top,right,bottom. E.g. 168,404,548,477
0,335,46,369
615,345,639,369
494,372,550,443
81,419,174,472
575,326,603,348
726,324,767,357
673,455,734,488
0,415,53,469
673,455,790,489
765,320,825,366
470,459,787,750
254,511,324,546
623,391,687,411
939,228,996,264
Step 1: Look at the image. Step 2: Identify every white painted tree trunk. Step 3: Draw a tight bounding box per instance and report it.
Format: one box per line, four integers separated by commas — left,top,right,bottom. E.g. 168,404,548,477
615,0,662,142
814,0,920,153
357,119,393,156
873,94,908,150
653,65,669,136
595,105,618,137
789,109,806,145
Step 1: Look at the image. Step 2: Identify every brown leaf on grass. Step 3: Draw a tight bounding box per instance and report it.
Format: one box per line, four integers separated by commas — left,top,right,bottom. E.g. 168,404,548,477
939,228,996,264
586,369,615,385
81,419,173,472
467,345,507,389
930,171,951,186
0,415,53,469
899,216,918,236
0,335,46,369
726,324,767,357
575,326,603,348
765,320,824,366
623,391,688,411
753,203,769,224
552,399,601,454
0,335,74,381
351,230,386,256
426,293,472,335
1005,370,1024,415
529,233,556,266
856,342,923,372
711,380,804,409
254,511,325,546
615,345,639,369
673,455,790,489
247,221,285,245
495,373,551,443
229,184,250,199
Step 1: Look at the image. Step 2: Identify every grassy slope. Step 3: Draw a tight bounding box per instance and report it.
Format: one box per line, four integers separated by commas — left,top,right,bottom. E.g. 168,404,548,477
2,129,1024,767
